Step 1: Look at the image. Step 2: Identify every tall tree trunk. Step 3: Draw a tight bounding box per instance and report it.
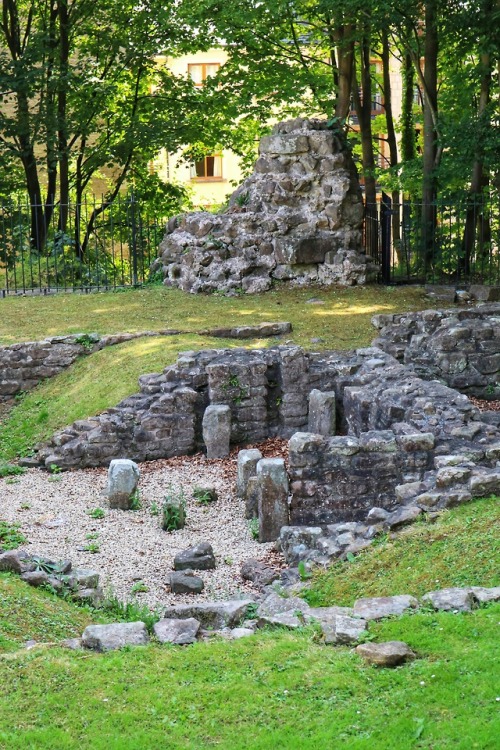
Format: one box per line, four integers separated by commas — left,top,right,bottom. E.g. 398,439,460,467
333,24,355,120
57,0,70,233
421,0,439,274
352,31,377,207
381,30,401,263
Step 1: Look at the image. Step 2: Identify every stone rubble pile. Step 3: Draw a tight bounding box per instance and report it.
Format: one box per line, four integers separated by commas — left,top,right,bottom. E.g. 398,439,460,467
152,119,376,294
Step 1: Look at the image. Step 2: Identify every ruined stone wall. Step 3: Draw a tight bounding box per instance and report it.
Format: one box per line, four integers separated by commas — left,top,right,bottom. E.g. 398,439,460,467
372,303,500,399
35,345,499,473
288,429,435,525
152,119,376,294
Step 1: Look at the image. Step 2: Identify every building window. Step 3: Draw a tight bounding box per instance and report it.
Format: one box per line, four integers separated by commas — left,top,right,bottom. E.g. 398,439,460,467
188,63,220,87
190,154,223,180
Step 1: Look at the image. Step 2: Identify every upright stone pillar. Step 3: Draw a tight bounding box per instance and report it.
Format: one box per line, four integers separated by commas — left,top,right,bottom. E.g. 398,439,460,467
202,405,231,459
237,449,263,518
107,459,140,510
256,458,289,542
308,389,337,436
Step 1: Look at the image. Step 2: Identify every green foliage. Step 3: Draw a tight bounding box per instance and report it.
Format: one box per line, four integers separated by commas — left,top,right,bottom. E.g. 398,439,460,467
161,487,187,532
248,518,259,540
30,557,67,575
193,486,217,505
87,508,106,520
99,594,161,633
0,521,26,551
130,581,149,594
305,496,500,607
0,464,25,478
129,490,141,511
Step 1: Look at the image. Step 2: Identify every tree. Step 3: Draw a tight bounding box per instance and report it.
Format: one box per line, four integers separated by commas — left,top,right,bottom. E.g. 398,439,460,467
0,0,207,254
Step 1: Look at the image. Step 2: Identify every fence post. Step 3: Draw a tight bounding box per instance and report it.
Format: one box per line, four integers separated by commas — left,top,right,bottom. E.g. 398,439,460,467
381,192,392,284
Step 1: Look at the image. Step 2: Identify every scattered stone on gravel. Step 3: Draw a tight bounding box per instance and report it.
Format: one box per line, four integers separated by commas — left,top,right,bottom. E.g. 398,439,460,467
240,558,279,588
153,618,200,645
173,542,216,571
322,615,368,645
162,600,254,630
353,595,419,621
355,641,415,667
0,454,279,609
169,570,204,594
470,586,500,603
81,622,149,652
202,405,232,459
107,459,140,510
422,587,476,612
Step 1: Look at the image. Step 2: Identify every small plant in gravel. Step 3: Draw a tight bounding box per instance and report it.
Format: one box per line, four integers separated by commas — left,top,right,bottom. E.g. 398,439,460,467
49,463,62,474
193,486,217,505
161,486,186,532
130,581,149,594
130,489,141,511
87,508,105,520
0,520,26,551
83,542,100,554
248,518,259,540
0,463,25,478
150,502,159,516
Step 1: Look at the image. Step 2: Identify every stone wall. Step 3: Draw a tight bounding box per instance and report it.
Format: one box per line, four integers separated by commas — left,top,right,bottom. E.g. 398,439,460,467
372,303,500,399
152,119,377,294
36,344,499,474
288,429,435,525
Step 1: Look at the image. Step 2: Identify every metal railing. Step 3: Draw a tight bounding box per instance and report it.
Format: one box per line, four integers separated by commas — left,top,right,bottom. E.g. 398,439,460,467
364,192,500,285
0,194,164,295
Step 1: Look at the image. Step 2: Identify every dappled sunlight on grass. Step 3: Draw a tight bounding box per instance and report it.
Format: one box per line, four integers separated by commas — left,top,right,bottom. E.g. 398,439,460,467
311,303,394,316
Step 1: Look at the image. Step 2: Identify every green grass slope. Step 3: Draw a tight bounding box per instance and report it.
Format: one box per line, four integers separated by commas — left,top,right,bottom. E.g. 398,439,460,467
305,495,500,607
0,497,498,749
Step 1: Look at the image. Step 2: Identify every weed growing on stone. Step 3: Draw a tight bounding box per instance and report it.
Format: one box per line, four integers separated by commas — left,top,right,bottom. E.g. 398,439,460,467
0,521,26,551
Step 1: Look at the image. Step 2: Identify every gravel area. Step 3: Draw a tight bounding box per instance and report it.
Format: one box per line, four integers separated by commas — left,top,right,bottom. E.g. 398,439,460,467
0,445,287,610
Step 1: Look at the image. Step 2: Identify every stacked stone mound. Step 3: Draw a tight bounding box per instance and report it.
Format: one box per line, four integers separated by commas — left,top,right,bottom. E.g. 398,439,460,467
152,119,375,294
372,303,500,400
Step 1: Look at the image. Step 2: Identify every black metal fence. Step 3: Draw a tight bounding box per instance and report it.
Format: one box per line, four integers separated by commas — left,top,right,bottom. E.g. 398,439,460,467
364,193,500,285
0,195,164,295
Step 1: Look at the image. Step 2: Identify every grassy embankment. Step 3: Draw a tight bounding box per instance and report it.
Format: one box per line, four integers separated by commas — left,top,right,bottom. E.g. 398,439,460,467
0,495,498,749
0,284,432,462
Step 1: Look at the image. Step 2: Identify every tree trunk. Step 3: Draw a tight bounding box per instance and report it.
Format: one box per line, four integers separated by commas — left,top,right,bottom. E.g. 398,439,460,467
57,0,70,233
381,30,401,263
421,0,439,274
333,25,355,120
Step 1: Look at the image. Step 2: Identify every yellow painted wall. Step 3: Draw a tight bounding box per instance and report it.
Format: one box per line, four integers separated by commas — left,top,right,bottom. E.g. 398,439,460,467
154,49,244,210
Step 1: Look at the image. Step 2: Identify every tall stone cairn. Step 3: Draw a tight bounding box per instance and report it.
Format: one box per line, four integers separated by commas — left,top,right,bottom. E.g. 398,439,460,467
152,118,376,294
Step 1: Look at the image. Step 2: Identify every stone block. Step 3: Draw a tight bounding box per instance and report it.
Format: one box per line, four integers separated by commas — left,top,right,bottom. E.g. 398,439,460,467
308,390,336,436
237,449,263,501
162,600,254,629
169,570,204,594
82,622,149,651
356,641,415,667
422,587,475,612
353,595,418,621
173,542,216,571
259,134,310,155
153,618,200,645
257,458,290,542
107,459,140,510
202,404,231,459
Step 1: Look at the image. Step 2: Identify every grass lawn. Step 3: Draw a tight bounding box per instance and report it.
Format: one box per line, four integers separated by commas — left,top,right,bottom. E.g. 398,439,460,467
0,284,431,347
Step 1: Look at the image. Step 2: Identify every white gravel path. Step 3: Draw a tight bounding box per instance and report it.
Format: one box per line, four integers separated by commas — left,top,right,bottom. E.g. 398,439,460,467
0,452,280,610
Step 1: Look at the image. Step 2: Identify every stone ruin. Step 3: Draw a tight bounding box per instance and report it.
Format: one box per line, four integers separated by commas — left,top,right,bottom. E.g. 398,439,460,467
151,118,376,293
19,303,500,567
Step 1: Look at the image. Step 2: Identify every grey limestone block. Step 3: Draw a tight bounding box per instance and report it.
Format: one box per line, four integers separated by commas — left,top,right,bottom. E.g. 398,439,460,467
107,458,140,510
237,448,263,502
173,542,216,571
356,641,415,667
169,570,204,594
202,404,231,459
353,595,419,621
256,458,290,543
422,587,475,612
308,389,336,436
154,618,201,645
82,622,149,652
